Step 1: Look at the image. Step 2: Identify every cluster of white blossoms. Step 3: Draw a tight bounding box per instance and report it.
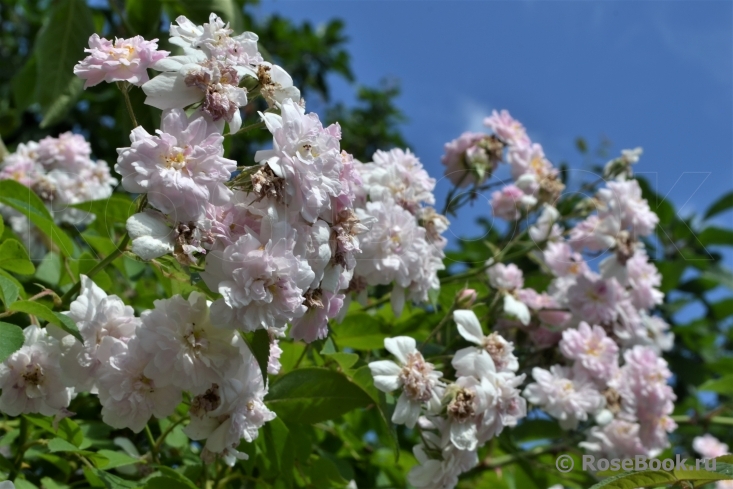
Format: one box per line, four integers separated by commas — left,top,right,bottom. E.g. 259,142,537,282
0,12,450,466
0,277,272,464
369,309,527,488
360,110,672,487
351,148,449,315
0,133,116,256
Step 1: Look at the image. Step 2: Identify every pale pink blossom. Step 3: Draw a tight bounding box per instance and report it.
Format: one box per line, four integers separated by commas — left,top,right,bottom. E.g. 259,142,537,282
694,434,729,459
487,263,524,291
369,337,443,428
0,326,72,417
137,292,241,394
74,34,168,88
483,109,530,148
567,274,623,325
115,108,236,222
523,365,605,430
289,290,344,343
61,276,139,391
201,223,315,332
490,185,536,220
360,148,436,214
559,322,618,381
440,132,492,187
255,100,343,223
96,339,182,433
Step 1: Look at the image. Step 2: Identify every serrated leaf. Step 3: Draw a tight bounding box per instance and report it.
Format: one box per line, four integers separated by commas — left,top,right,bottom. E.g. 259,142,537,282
266,367,372,424
0,274,19,307
674,468,733,481
0,239,36,274
0,180,74,256
0,322,24,363
34,0,95,124
8,301,82,342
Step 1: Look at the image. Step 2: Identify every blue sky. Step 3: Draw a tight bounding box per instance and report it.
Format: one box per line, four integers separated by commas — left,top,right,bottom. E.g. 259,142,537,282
255,0,733,251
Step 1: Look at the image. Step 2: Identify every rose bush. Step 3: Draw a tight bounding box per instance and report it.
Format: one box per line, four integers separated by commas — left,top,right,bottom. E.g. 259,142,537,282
1,2,733,489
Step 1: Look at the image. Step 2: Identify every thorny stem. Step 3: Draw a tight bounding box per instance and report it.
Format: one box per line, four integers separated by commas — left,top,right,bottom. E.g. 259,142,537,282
59,233,130,306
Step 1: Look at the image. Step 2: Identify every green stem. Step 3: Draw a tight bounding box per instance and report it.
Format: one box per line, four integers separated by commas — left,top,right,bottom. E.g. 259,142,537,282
672,415,733,426
224,120,265,138
59,233,130,306
154,417,187,454
117,82,138,127
145,424,159,464
421,302,456,348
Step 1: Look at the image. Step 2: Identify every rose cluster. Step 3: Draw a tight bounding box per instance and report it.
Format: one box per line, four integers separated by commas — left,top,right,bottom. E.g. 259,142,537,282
0,12,449,466
365,111,673,487
0,133,116,256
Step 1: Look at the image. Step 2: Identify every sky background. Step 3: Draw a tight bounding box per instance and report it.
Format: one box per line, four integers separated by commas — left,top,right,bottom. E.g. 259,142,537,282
254,0,733,253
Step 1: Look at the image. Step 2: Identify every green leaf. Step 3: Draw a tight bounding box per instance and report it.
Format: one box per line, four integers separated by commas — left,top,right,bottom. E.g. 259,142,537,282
9,301,82,342
0,322,24,363
309,457,350,488
48,437,83,453
40,78,84,129
0,239,35,274
12,55,38,112
698,227,733,247
96,450,138,470
266,367,373,424
350,365,398,459
71,195,136,227
674,469,733,482
13,480,40,489
85,467,138,489
325,352,359,371
34,0,95,125
699,374,733,395
125,0,162,37
331,314,387,350
143,477,196,489
705,190,733,219
0,214,4,236
151,467,198,489
0,180,74,256
24,414,84,447
588,470,677,489
0,274,19,307
244,328,271,384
